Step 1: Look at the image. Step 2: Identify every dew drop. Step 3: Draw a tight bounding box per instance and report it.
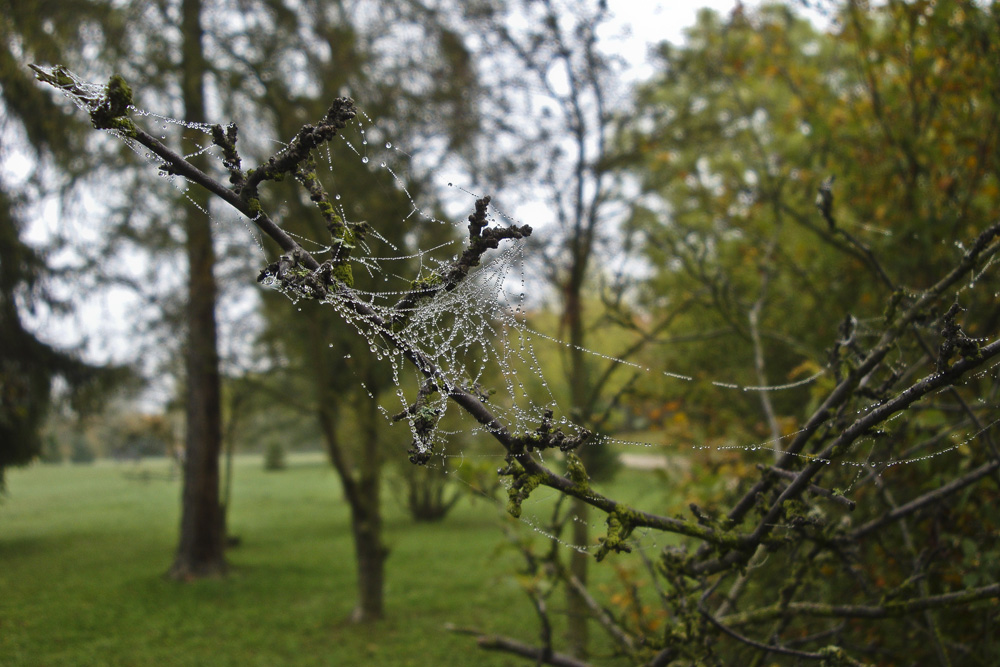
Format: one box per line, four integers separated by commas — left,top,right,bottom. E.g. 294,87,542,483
380,161,386,168
335,194,341,200
448,182,453,187
344,354,352,359
362,157,369,164
385,141,392,149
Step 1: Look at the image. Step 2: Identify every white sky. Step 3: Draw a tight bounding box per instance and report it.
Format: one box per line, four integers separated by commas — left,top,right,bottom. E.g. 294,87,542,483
610,1,829,76
609,0,745,76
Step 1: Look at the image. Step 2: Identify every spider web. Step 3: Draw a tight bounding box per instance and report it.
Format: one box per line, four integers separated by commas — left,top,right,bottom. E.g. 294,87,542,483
42,67,1000,556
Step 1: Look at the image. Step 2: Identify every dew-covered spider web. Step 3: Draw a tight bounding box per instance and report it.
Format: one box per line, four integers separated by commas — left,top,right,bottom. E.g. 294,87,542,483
43,66,1000,555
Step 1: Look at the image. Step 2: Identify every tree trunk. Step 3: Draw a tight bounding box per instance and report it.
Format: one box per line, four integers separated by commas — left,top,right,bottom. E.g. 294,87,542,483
351,392,387,620
349,490,387,622
564,271,590,658
318,393,387,621
169,0,225,580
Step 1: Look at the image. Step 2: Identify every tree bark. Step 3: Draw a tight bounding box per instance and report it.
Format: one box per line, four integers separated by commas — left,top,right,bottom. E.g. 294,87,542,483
318,391,387,621
350,393,387,621
169,0,226,580
349,489,387,621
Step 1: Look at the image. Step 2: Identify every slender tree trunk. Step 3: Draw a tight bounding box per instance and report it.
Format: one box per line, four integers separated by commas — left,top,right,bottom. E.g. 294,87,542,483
564,273,590,658
350,393,387,621
349,487,386,621
169,0,225,580
317,393,387,622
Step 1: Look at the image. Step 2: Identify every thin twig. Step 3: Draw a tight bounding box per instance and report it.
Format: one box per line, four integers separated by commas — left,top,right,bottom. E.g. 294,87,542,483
445,625,592,667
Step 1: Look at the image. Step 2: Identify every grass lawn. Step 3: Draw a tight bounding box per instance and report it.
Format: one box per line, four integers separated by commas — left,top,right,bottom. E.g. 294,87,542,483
0,453,673,666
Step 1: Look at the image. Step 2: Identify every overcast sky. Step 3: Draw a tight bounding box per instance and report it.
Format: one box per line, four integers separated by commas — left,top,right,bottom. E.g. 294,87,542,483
608,1,827,79
609,0,744,74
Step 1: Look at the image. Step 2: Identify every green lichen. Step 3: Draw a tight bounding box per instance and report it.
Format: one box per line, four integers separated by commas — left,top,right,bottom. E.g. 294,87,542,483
595,510,635,561
518,433,543,451
411,270,443,292
105,116,137,138
90,74,134,134
565,452,589,486
318,200,337,222
332,263,354,288
106,74,133,111
501,458,544,519
331,222,355,252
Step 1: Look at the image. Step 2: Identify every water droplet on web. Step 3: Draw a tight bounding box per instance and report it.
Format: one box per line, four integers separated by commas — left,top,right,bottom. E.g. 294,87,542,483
335,194,341,200
344,354,351,359
328,343,333,348
380,161,386,168
448,182,453,187
385,142,392,149
362,157,369,164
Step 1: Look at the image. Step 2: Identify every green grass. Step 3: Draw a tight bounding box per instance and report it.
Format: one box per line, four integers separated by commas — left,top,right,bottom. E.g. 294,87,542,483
0,454,672,666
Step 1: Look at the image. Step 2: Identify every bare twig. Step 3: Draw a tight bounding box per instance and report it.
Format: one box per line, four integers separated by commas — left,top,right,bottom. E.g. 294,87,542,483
700,609,827,661
445,625,592,667
723,582,1000,625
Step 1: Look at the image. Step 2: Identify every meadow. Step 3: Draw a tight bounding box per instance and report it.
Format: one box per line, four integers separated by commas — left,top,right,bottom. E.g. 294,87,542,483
0,453,670,666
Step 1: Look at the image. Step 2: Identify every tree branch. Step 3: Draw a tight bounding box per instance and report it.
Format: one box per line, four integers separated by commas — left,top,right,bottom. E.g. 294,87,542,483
723,582,1000,625
445,625,592,667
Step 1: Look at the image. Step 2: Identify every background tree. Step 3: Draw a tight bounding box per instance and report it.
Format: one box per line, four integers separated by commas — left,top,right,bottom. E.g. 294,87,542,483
168,0,227,580
597,1,1000,663
0,0,132,490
